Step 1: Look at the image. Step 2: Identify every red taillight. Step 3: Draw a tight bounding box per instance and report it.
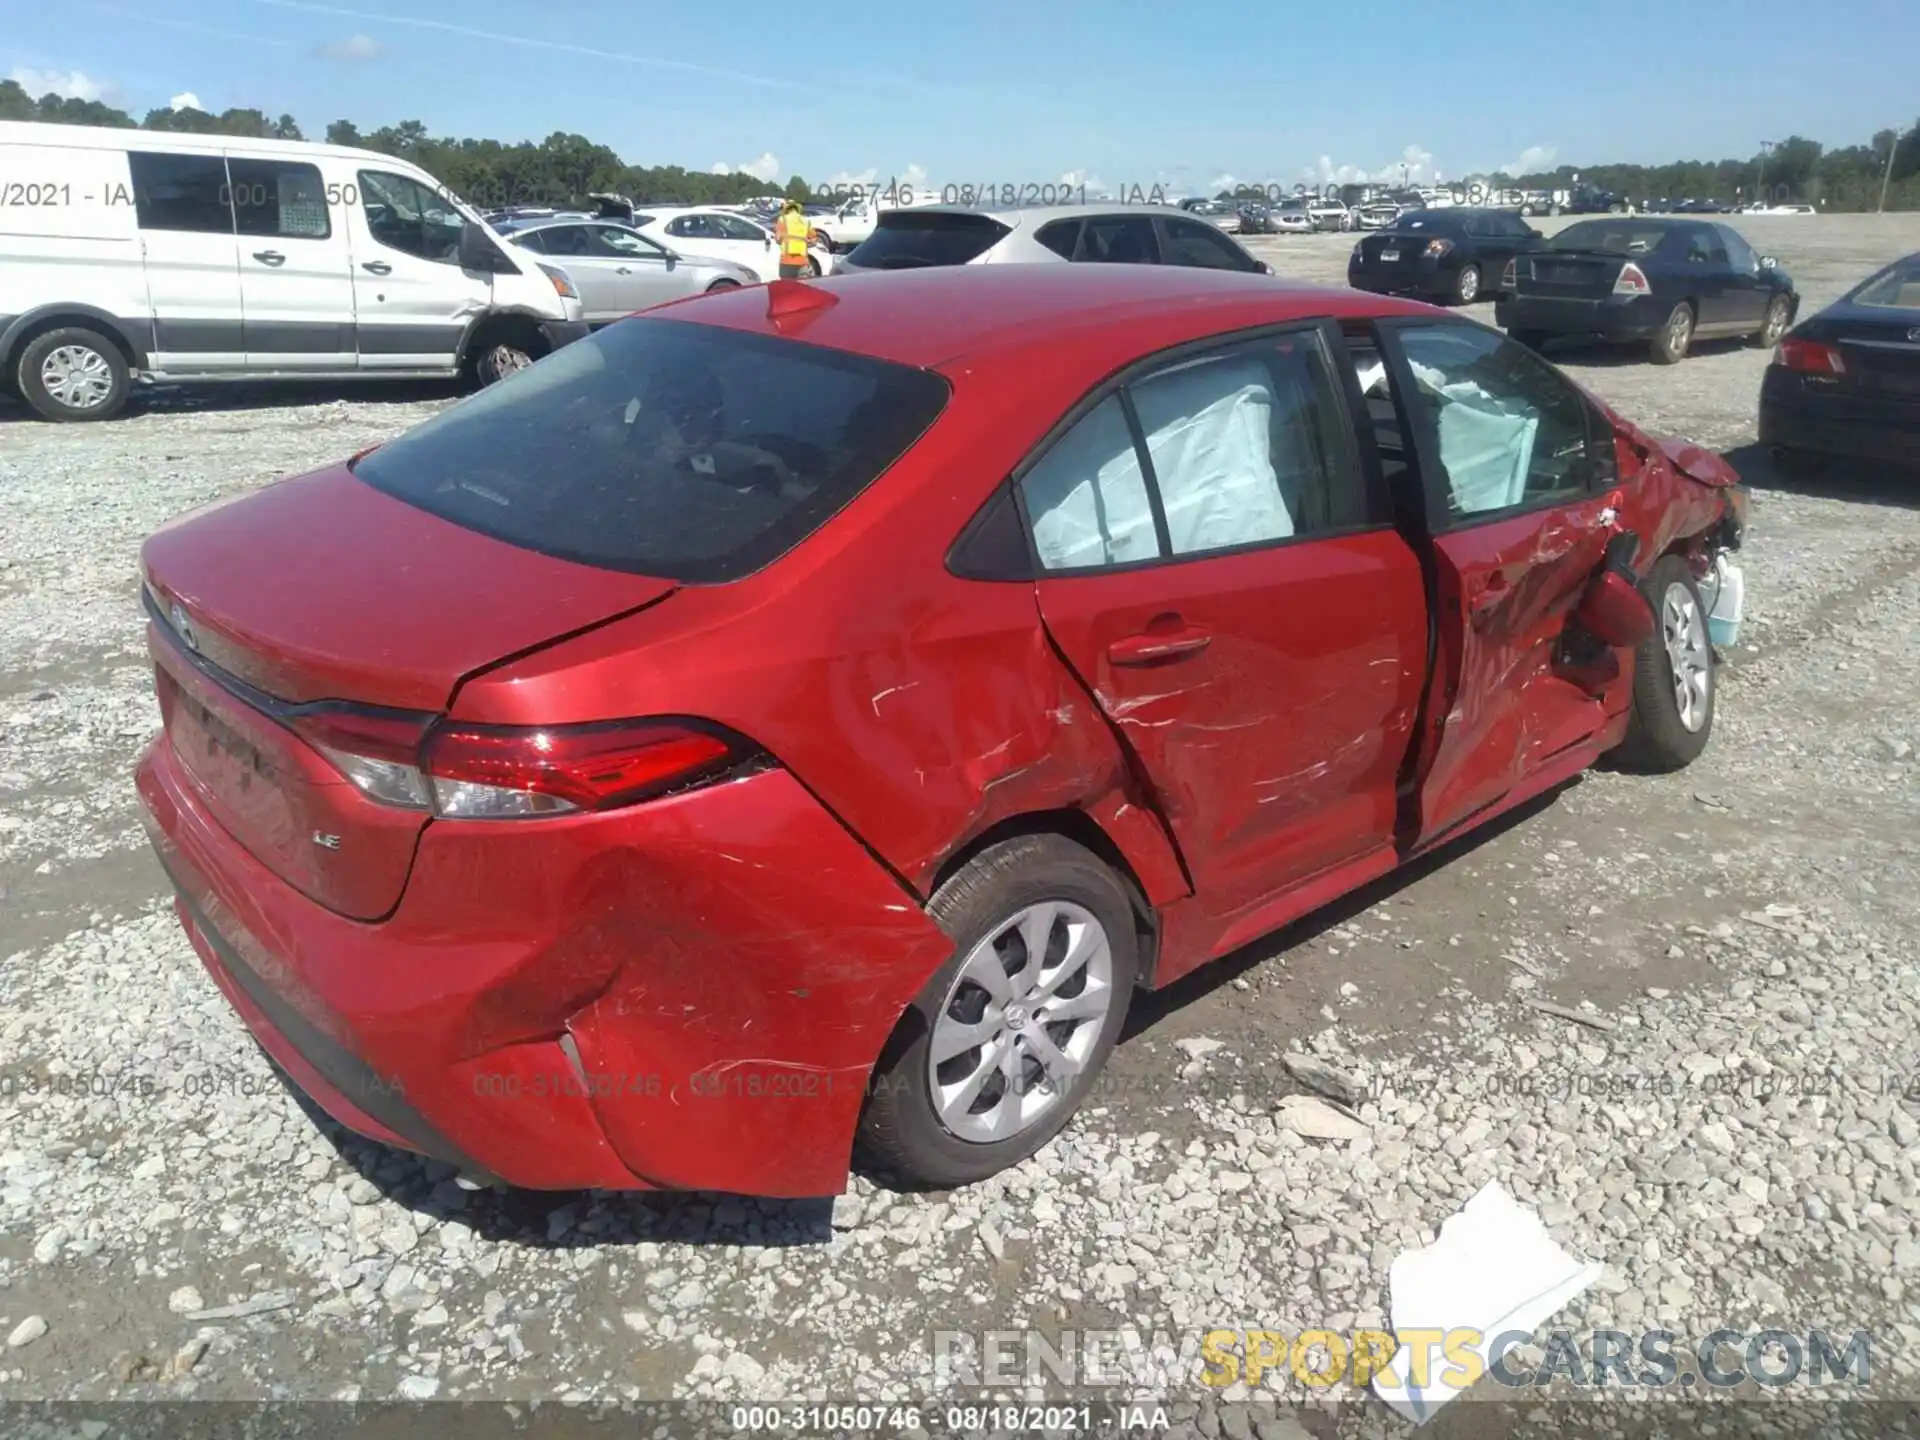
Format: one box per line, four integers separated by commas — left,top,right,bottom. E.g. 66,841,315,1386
423,721,737,817
1774,337,1846,375
1424,238,1454,257
1612,262,1651,296
285,708,746,819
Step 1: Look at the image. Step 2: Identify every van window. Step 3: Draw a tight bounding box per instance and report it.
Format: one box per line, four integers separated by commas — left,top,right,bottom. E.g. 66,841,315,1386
350,317,952,583
128,152,233,235
230,158,331,240
358,169,462,263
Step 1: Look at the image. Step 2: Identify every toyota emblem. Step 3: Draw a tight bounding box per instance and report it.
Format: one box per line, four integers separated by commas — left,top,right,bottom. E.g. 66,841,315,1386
170,602,199,652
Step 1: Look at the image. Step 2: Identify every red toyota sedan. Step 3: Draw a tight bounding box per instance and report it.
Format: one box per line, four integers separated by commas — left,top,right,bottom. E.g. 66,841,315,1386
134,266,1748,1197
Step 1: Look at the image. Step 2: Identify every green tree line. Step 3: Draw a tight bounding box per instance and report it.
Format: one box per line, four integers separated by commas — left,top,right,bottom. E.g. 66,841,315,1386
3,79,1914,210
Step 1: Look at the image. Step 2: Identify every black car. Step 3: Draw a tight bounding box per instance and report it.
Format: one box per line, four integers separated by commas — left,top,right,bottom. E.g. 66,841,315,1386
1346,207,1541,306
1759,252,1920,471
1564,185,1629,215
1236,200,1277,234
1495,218,1797,364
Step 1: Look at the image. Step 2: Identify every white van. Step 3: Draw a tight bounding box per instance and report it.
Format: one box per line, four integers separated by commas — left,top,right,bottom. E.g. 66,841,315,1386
0,122,590,421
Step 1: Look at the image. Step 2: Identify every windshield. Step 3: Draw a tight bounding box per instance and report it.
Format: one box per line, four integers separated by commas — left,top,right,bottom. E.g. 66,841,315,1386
351,317,951,583
1549,220,1671,255
1852,259,1920,310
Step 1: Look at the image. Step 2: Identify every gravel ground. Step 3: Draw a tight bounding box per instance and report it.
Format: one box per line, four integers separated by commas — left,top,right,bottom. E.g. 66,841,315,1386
1,212,1918,1435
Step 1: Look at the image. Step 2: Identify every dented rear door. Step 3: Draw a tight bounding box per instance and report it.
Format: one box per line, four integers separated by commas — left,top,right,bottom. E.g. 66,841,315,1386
1024,323,1426,923
1377,319,1621,848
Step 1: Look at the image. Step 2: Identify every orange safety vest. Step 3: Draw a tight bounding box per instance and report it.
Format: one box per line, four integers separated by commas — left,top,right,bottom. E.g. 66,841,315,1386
776,211,811,262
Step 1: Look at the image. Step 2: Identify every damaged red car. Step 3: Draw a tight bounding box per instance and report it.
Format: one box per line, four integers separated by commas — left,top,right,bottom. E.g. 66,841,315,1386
134,265,1748,1196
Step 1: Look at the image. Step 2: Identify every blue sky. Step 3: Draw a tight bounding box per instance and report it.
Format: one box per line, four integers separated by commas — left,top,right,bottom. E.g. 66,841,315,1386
7,0,1916,193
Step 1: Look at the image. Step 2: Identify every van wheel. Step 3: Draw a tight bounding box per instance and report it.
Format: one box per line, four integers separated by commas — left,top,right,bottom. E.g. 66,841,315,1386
1612,555,1715,772
471,340,535,387
858,834,1137,1188
16,327,130,422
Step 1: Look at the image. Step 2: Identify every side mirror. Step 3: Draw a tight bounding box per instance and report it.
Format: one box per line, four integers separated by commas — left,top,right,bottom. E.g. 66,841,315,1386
1256,260,1273,274
458,220,512,273
1759,255,1777,269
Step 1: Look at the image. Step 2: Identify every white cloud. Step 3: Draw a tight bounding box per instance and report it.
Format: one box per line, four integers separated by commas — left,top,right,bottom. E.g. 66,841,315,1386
169,91,202,111
319,33,382,60
900,162,928,189
1209,172,1238,193
1498,144,1558,177
1302,144,1438,189
825,167,878,188
710,152,780,182
8,67,114,101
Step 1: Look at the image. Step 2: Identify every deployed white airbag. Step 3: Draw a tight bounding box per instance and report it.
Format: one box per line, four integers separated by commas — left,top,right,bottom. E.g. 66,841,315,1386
1410,359,1539,515
1026,397,1160,570
1132,355,1296,553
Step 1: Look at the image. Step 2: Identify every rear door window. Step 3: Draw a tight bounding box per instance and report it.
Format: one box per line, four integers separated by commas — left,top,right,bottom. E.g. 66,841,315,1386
128,151,233,234
848,211,1013,268
1074,215,1159,264
1160,217,1256,271
228,158,330,240
1035,219,1082,259
350,318,950,583
1853,261,1920,310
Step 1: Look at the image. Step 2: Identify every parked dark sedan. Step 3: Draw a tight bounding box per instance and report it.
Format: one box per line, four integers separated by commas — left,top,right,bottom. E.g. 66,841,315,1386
1495,218,1797,364
1759,252,1920,470
1347,207,1541,305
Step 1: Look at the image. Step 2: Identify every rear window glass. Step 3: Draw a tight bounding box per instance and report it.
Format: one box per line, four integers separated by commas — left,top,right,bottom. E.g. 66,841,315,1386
1549,221,1672,255
1853,261,1920,311
847,211,1012,268
351,319,951,583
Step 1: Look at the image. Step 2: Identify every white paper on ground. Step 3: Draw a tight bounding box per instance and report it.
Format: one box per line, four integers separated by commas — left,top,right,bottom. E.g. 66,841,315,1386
1371,1180,1605,1424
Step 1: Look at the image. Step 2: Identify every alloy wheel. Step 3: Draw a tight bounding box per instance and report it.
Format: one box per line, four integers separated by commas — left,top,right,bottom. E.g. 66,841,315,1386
39,345,113,411
1761,299,1789,346
927,900,1115,1144
1663,582,1712,733
1667,306,1693,357
1458,267,1479,302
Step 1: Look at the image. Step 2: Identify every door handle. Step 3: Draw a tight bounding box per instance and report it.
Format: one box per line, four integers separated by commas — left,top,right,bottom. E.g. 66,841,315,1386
252,249,285,265
1107,627,1212,666
361,261,392,276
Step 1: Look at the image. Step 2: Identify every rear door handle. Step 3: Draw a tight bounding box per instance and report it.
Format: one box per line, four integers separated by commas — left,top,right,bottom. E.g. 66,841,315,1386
252,250,285,265
1108,627,1212,666
361,261,392,276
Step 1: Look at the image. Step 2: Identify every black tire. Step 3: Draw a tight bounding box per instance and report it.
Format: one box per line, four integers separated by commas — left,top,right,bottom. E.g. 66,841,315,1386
858,834,1139,1188
15,327,130,422
804,255,822,277
466,332,539,389
1451,264,1482,305
1752,295,1791,349
1650,302,1694,364
1612,554,1715,772
704,278,741,293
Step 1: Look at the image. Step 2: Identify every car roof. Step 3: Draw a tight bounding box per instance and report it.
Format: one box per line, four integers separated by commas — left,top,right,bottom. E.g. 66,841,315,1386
892,201,1203,225
503,217,641,235
647,264,1436,371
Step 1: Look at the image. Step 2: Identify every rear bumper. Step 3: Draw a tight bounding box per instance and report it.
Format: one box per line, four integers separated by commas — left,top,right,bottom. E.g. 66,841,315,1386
1348,261,1453,299
136,733,953,1196
1758,372,1920,468
1494,293,1667,339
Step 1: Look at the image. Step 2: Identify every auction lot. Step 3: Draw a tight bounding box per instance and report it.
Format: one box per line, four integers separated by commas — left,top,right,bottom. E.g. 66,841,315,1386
1,212,1918,1427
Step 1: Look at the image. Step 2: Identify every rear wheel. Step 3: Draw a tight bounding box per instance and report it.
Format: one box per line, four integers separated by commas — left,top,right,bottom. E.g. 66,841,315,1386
1650,302,1694,364
1613,555,1715,771
804,255,823,277
858,834,1138,1188
15,327,130,422
1451,264,1482,305
1753,295,1790,348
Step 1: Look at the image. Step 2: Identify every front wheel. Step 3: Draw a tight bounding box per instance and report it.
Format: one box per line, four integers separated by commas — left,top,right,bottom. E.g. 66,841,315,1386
1451,264,1482,305
1650,302,1694,364
804,255,823,277
1612,555,1715,771
1753,295,1791,348
858,834,1138,1188
471,339,535,387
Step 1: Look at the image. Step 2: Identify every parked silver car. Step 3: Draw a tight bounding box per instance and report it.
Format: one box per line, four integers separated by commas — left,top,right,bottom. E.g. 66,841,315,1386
500,219,759,326
835,203,1272,274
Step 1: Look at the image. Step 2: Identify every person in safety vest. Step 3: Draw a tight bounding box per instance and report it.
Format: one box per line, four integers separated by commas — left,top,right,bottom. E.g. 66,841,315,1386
774,199,813,279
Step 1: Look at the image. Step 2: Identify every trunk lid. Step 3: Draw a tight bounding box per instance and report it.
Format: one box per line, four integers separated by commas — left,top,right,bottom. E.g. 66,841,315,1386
142,464,677,919
1818,306,1920,400
1358,230,1422,270
1517,250,1626,299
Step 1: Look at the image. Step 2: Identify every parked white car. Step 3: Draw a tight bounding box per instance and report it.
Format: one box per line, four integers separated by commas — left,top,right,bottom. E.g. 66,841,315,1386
626,207,836,281
0,120,587,421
